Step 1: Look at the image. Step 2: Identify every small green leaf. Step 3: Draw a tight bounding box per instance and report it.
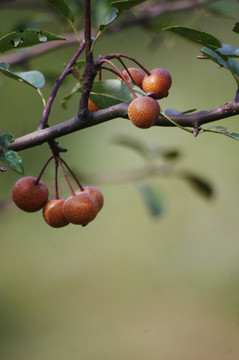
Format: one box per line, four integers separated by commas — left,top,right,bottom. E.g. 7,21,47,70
0,130,23,174
233,22,239,34
163,26,222,49
199,47,239,77
99,7,119,32
94,0,146,47
0,29,64,53
200,47,228,68
204,126,239,141
165,108,197,116
137,182,164,218
46,0,74,22
90,79,145,106
62,79,145,109
111,0,146,11
0,62,45,89
61,82,81,109
0,130,14,151
0,150,24,174
217,44,239,57
179,172,213,199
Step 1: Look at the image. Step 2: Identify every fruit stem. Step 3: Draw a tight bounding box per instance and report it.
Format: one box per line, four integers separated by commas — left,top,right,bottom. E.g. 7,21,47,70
57,157,76,196
99,58,138,99
59,157,84,191
102,53,150,75
54,157,59,199
35,155,54,185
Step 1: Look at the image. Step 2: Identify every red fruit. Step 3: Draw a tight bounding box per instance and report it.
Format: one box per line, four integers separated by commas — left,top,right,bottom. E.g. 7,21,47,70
128,96,160,129
76,186,104,212
142,68,172,99
63,192,99,225
121,67,145,88
12,176,49,212
43,198,69,228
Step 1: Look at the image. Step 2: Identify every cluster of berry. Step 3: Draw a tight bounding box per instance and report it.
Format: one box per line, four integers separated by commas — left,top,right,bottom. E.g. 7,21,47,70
89,67,172,129
12,176,103,228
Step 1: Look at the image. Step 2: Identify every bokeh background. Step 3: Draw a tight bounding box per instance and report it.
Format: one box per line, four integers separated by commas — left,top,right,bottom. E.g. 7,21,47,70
1,1,239,359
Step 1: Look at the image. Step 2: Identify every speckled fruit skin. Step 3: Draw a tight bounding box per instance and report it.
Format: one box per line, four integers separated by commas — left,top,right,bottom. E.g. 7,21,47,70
76,186,104,211
43,198,69,228
121,67,145,88
63,192,99,225
88,98,101,112
128,96,160,129
142,68,172,99
12,176,49,212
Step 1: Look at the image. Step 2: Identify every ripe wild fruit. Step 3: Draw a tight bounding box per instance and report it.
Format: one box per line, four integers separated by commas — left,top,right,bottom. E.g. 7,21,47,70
121,67,145,88
142,68,172,99
63,192,99,225
76,186,104,212
43,198,69,228
12,176,49,212
128,96,160,129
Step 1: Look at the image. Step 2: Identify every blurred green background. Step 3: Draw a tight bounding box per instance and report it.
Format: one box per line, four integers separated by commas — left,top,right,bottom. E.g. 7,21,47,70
1,1,239,359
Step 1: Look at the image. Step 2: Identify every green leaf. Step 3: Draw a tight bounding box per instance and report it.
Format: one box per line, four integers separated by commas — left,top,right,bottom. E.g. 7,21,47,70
0,151,24,174
203,126,239,141
200,47,228,67
61,82,81,109
46,0,74,22
94,0,146,46
207,1,239,17
0,62,45,89
180,172,213,199
99,7,119,32
111,0,146,11
165,108,197,115
199,47,239,77
137,182,164,218
0,130,14,151
217,44,239,57
0,29,64,53
163,26,222,49
0,130,23,174
233,22,239,34
90,79,145,107
63,79,145,109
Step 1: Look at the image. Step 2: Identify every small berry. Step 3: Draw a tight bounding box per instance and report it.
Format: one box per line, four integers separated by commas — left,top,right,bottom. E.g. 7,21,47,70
43,198,69,228
128,96,160,129
120,67,145,88
76,186,104,212
63,192,99,225
142,68,172,99
88,98,101,112
12,176,49,212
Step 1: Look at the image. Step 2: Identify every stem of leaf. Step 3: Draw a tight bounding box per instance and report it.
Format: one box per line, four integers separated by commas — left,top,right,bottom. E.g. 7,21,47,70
160,111,193,134
68,20,82,44
37,89,46,107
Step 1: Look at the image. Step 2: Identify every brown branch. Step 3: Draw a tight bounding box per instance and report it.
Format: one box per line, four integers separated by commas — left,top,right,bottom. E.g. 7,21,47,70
4,92,239,154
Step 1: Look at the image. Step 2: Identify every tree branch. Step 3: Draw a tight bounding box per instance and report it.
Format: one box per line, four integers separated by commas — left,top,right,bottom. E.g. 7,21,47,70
5,92,239,154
